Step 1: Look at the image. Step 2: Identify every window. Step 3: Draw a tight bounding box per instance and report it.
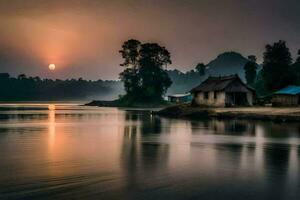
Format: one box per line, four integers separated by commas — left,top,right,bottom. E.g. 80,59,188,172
204,92,209,99
214,91,217,99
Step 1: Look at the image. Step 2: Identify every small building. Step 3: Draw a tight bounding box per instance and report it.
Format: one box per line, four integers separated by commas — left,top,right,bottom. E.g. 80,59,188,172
167,93,192,103
191,75,255,107
272,86,300,106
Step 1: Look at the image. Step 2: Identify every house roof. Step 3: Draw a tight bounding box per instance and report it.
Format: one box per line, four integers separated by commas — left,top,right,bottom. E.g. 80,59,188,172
191,74,254,93
274,86,300,95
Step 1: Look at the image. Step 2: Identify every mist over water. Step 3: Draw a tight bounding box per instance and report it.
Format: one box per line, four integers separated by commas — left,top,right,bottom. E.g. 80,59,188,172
0,104,299,199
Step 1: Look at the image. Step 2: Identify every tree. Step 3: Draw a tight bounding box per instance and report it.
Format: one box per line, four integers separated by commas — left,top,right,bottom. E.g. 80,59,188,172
119,39,172,103
291,49,300,84
119,39,141,69
195,63,206,76
0,73,10,80
139,43,172,101
262,40,295,91
18,74,27,80
244,55,257,85
119,39,142,97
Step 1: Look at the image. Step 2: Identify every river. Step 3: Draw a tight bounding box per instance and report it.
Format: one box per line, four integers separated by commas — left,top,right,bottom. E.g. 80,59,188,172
0,103,299,199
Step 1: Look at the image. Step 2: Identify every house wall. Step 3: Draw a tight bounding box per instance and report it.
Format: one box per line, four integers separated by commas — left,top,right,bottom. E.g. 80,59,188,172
193,90,254,107
272,95,299,106
193,91,226,107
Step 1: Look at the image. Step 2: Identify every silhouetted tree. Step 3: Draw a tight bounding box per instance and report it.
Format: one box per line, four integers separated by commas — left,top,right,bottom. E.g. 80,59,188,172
139,43,172,101
195,63,206,76
262,40,295,91
244,55,257,85
297,49,300,63
0,73,10,80
119,39,142,97
119,39,172,103
18,74,26,80
291,49,300,84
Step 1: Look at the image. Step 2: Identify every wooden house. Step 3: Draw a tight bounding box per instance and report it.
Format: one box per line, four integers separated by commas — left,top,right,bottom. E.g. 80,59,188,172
272,86,300,106
190,75,255,107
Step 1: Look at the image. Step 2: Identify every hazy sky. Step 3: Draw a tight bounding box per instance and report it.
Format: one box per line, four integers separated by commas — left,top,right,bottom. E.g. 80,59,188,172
0,0,300,80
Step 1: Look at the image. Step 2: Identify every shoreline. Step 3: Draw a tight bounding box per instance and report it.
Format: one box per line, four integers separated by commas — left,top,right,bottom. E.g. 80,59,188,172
84,100,170,108
154,104,300,122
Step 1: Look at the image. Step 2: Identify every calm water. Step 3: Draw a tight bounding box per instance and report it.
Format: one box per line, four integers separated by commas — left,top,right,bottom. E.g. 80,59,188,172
0,104,300,200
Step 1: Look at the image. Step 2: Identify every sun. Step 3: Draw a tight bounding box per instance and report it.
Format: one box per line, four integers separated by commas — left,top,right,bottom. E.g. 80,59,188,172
49,64,56,71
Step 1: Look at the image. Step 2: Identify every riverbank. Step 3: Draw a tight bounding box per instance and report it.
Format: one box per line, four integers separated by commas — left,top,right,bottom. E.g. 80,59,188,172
85,100,170,108
154,104,300,122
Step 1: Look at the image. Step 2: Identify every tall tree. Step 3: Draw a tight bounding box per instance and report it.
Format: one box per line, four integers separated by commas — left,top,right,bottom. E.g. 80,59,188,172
139,43,172,101
119,39,172,103
297,49,300,63
262,40,295,91
244,55,257,85
119,39,142,96
119,39,141,69
195,63,206,76
291,49,300,84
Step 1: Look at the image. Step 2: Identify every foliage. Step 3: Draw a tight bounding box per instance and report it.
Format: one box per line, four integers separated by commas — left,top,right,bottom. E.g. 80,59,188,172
297,50,300,63
195,63,206,76
291,49,300,85
252,70,270,97
244,55,257,86
262,40,296,91
0,73,121,101
119,39,172,103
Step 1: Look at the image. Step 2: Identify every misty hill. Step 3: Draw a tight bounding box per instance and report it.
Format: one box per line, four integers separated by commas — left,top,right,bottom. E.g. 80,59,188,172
166,51,252,95
166,70,205,94
206,52,249,81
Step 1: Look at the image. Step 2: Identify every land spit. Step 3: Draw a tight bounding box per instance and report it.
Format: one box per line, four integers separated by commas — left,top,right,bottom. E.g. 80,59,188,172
154,104,300,122
85,100,170,108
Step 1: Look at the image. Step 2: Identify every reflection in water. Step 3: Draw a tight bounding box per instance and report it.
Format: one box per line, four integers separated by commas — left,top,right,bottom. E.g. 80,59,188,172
48,104,56,151
0,104,299,199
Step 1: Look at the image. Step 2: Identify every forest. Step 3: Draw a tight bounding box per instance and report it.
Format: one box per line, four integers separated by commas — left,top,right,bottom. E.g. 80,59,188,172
0,73,122,101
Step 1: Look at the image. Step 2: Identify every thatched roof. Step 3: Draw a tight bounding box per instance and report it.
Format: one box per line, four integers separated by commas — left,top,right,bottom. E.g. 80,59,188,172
191,74,254,93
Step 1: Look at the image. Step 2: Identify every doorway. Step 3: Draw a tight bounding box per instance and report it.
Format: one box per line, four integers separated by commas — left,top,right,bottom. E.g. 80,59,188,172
226,92,248,106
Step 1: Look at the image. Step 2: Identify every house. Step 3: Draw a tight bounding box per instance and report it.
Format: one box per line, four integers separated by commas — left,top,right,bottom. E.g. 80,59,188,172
272,86,300,106
167,93,192,103
190,74,255,107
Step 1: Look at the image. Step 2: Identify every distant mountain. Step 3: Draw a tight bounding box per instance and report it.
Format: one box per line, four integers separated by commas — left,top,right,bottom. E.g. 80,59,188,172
166,51,261,95
206,52,250,81
167,69,205,94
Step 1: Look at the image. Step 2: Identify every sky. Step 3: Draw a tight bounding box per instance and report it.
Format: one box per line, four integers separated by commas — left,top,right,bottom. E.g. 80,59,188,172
0,0,300,80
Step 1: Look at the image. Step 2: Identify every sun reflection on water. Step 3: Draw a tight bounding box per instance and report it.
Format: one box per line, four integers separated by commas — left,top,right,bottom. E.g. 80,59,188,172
48,104,56,151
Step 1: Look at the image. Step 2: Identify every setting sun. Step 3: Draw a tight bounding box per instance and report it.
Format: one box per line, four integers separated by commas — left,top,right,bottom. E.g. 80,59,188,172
49,64,56,71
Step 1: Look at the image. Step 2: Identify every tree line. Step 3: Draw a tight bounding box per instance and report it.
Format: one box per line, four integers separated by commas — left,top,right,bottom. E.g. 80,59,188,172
243,40,300,96
0,73,119,101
